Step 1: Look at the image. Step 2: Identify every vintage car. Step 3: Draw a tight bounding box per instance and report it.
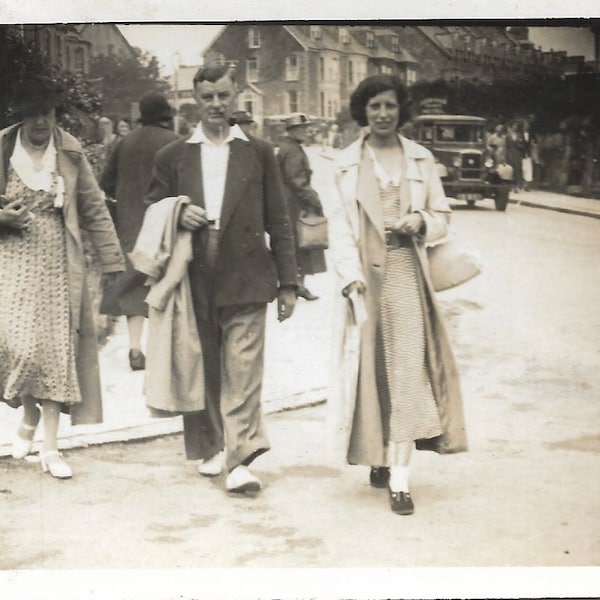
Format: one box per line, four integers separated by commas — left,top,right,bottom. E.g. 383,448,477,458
411,114,511,211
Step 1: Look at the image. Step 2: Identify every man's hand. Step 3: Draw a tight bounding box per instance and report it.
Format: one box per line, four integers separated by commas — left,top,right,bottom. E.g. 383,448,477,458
277,287,297,322
0,199,31,230
179,202,208,231
393,212,425,237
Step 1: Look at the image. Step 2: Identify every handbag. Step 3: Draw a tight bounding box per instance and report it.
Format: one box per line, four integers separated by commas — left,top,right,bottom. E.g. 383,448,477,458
426,235,482,292
296,212,329,250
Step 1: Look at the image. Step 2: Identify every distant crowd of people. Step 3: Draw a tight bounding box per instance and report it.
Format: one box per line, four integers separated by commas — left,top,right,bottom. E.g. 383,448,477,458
0,68,468,516
486,117,537,192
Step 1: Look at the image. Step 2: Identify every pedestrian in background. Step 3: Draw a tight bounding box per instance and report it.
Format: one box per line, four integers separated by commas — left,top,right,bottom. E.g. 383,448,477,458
487,123,507,165
0,76,124,478
507,120,526,192
229,110,257,137
277,113,327,301
99,91,179,370
328,74,467,515
116,118,132,138
147,63,297,495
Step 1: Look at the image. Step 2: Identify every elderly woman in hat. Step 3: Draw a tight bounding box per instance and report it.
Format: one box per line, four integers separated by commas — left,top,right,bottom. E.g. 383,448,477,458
328,74,467,515
0,76,125,478
99,91,178,370
277,112,327,301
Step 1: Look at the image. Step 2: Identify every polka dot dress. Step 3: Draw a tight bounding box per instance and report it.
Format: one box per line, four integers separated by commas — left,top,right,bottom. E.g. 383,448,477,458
0,167,81,406
375,183,442,444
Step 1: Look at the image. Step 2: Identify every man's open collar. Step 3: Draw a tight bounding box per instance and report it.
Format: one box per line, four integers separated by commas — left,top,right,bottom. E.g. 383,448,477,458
186,123,249,145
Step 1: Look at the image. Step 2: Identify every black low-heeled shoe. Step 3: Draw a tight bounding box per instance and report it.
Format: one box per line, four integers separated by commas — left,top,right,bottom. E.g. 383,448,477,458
129,350,146,371
389,489,415,515
296,287,319,301
369,466,390,488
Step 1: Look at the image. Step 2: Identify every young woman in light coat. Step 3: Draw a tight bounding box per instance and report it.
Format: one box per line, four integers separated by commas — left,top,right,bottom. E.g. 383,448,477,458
328,75,467,515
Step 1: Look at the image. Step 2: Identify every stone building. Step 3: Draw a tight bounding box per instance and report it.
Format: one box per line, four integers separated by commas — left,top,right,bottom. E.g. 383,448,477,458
202,24,574,129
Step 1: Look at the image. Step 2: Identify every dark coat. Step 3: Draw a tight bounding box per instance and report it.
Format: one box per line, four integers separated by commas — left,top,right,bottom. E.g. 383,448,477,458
101,124,179,253
277,136,327,277
147,133,297,310
0,124,125,424
99,124,179,316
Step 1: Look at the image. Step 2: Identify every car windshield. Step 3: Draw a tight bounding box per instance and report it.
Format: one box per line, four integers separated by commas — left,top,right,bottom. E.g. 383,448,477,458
434,123,484,143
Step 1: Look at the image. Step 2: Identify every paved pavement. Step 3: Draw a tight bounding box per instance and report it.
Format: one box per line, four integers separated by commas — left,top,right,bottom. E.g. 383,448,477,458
1,151,599,456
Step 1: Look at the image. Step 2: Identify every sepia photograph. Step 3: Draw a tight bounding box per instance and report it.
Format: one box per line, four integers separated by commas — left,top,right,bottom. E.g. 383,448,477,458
0,1,599,598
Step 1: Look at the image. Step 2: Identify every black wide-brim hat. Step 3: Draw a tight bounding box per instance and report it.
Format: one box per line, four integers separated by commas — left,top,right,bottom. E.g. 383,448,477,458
10,75,65,117
138,91,174,124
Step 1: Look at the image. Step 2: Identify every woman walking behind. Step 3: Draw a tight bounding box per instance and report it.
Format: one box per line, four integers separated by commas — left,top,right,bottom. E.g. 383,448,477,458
99,92,178,370
0,76,124,478
328,75,467,515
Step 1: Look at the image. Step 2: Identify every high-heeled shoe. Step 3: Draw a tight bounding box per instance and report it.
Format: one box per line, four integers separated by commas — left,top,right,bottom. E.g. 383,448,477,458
40,451,72,479
11,412,41,459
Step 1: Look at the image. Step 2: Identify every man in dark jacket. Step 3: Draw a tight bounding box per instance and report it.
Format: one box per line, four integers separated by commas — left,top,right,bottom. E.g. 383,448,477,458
100,92,179,370
146,63,297,495
277,113,327,301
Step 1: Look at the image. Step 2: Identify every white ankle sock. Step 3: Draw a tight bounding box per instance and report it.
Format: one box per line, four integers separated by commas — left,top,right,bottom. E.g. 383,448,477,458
389,466,410,492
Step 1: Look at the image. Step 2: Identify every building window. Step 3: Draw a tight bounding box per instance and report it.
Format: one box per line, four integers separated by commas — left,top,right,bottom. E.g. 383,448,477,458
54,33,62,66
247,57,259,82
391,35,400,53
320,92,325,117
248,27,261,48
380,64,392,74
339,27,350,44
108,43,115,56
74,47,85,72
288,90,298,113
366,31,375,49
45,31,52,58
286,54,299,81
348,60,353,83
406,66,417,85
319,56,325,80
330,56,339,81
310,26,322,40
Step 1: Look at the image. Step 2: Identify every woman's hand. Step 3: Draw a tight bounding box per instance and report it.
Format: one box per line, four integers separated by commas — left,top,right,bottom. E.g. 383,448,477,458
342,281,366,297
393,212,425,237
0,199,31,230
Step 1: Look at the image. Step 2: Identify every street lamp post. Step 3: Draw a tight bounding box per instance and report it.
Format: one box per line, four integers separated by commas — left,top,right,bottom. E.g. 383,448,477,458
172,52,181,134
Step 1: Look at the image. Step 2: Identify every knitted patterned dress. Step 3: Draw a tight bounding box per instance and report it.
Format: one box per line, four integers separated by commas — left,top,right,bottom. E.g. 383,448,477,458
0,166,81,407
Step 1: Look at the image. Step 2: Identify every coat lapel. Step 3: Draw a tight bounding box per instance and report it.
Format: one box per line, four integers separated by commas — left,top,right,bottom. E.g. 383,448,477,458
219,138,254,234
356,143,384,240
178,143,204,208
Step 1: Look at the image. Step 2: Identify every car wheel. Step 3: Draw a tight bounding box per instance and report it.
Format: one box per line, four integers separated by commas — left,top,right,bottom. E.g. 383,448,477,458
467,199,476,208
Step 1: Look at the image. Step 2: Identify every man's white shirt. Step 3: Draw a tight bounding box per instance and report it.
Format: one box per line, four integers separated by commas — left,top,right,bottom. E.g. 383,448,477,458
186,123,249,227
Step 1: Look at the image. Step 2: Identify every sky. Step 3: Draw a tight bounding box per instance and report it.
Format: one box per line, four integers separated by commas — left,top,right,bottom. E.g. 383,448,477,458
119,24,596,77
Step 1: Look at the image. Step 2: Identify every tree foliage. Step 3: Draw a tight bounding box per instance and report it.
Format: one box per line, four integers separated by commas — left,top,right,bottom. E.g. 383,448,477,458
89,48,171,120
0,25,102,136
409,75,600,134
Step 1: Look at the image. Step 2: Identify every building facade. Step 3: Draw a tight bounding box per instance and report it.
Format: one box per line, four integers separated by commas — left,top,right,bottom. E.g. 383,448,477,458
202,24,576,129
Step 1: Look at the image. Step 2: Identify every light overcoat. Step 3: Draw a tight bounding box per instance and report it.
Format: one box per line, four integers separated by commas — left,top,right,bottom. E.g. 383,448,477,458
0,124,125,424
327,134,468,466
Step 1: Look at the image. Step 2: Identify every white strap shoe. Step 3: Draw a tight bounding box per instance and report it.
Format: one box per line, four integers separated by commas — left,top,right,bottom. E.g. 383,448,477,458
226,465,262,494
197,451,224,477
41,451,72,479
11,422,38,459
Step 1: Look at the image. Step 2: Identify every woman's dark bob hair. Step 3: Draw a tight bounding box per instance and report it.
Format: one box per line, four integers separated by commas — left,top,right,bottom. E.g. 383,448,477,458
350,74,412,129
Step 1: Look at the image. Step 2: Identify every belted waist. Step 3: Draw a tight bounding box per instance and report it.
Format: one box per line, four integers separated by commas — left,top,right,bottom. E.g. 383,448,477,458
384,229,413,248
